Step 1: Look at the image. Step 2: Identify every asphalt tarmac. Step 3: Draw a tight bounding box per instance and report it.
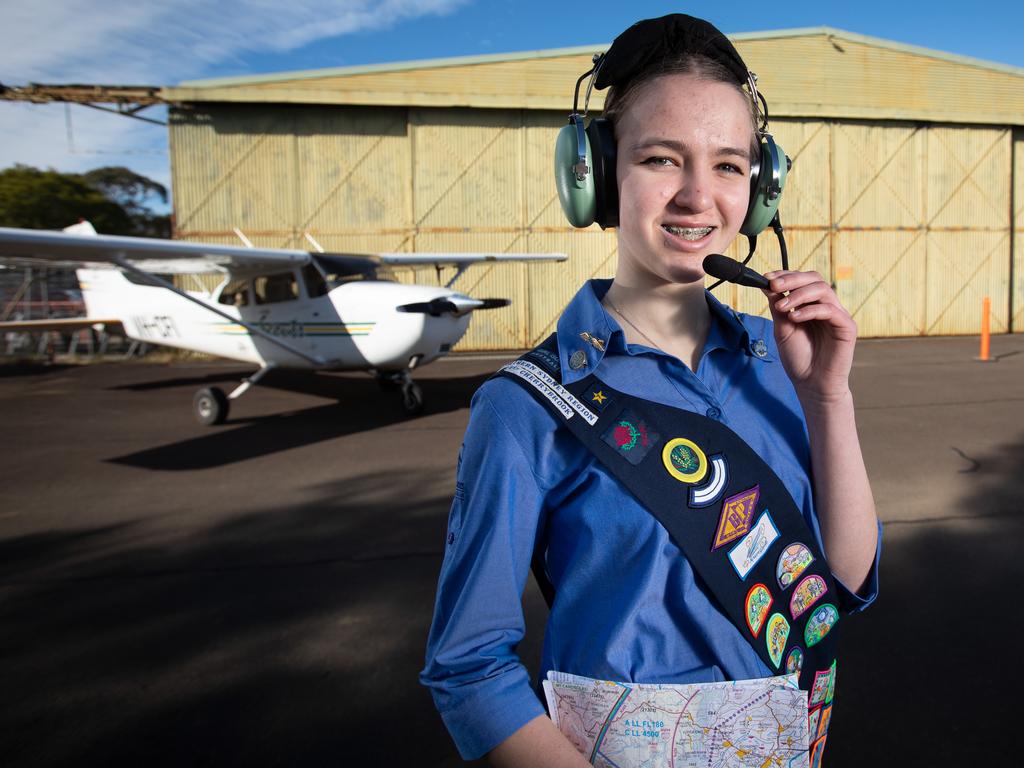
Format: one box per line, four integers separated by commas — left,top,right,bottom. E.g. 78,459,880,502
2,334,1023,767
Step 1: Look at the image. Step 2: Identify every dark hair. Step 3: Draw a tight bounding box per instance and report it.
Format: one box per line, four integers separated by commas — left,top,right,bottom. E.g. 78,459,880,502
602,53,759,155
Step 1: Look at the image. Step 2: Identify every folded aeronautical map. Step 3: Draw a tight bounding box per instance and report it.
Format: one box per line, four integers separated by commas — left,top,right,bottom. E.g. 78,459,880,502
542,671,809,768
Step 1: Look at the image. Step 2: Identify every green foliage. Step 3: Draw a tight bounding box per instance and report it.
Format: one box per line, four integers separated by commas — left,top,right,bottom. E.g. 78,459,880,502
0,164,170,237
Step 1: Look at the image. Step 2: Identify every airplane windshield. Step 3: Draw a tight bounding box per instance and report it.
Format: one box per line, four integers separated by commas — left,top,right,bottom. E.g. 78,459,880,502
314,254,382,286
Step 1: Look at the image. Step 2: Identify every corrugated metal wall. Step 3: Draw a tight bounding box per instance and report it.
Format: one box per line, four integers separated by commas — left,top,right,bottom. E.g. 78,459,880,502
1013,130,1024,333
170,104,1020,349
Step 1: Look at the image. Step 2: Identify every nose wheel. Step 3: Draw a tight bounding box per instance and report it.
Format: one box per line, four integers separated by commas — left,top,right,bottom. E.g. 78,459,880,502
375,369,424,416
401,380,424,415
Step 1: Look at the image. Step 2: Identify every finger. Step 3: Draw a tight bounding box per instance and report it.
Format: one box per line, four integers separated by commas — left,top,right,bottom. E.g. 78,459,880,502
774,281,839,314
786,302,857,336
766,270,826,295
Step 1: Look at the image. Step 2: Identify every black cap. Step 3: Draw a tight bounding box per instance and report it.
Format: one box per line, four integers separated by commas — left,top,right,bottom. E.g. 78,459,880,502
594,14,748,91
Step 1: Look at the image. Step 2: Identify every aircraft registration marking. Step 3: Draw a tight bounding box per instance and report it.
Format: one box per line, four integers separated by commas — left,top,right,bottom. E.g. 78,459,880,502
132,315,180,339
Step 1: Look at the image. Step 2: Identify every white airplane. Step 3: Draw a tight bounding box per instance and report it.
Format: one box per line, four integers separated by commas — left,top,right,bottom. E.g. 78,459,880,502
0,222,565,424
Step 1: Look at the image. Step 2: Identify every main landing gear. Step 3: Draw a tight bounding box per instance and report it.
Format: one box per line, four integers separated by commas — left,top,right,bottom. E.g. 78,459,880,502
192,364,277,426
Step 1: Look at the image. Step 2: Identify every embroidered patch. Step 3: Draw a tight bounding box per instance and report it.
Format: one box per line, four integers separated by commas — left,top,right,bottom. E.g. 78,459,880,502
662,438,708,484
810,735,827,768
765,612,789,669
501,363,574,421
804,603,839,648
790,574,828,620
727,511,779,579
785,646,804,674
744,583,773,638
523,347,560,376
688,453,728,507
807,704,822,742
825,660,837,704
505,360,598,425
817,704,832,740
602,410,660,466
809,663,835,707
588,389,611,412
711,484,760,550
776,542,815,590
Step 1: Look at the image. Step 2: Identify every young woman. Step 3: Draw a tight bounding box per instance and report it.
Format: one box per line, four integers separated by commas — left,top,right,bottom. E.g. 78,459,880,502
422,15,880,767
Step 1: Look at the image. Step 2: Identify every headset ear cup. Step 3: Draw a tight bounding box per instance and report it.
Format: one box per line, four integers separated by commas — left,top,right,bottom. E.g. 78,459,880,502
586,118,619,229
740,134,788,236
554,120,596,228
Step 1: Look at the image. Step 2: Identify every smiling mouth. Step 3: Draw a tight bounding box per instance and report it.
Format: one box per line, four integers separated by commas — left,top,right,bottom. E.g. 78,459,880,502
663,225,714,241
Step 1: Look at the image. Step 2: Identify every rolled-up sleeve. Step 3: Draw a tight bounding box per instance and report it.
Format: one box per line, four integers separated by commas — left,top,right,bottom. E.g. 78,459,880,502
420,386,548,760
833,519,883,614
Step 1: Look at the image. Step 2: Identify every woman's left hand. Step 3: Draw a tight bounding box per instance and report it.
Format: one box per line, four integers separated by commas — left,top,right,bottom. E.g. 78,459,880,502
762,270,857,406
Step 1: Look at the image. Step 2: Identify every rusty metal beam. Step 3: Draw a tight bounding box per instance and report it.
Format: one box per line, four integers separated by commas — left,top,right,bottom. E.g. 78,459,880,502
0,83,167,125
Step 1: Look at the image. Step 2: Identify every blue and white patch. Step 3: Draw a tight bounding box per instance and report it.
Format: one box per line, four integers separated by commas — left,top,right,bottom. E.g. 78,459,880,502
727,510,780,580
688,453,729,507
506,360,598,425
501,363,575,421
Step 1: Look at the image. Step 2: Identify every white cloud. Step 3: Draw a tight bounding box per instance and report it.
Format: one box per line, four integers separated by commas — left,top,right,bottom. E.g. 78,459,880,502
0,0,469,200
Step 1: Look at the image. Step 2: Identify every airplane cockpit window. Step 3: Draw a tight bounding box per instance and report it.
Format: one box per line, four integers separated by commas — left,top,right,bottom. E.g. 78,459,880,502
314,255,381,285
302,263,329,298
253,273,299,304
218,278,251,306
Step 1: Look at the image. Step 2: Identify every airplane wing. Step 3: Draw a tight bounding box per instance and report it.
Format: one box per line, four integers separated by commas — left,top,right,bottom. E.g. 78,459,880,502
0,227,310,274
378,252,566,266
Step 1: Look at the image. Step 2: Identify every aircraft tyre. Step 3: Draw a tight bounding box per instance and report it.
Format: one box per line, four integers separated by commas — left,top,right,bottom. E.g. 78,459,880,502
401,381,424,416
194,386,229,426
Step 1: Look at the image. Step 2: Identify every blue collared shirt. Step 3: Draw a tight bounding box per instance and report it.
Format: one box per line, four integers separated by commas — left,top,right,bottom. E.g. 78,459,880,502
421,279,881,760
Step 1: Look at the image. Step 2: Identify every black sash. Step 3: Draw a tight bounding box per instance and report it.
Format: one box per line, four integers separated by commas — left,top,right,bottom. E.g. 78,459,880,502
497,335,840,718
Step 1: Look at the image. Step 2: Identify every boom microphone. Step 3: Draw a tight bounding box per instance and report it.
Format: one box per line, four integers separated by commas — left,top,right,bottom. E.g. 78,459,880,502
702,254,770,289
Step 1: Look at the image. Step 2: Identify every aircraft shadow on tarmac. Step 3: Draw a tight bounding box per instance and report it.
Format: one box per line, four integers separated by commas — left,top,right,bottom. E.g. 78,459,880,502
107,370,493,471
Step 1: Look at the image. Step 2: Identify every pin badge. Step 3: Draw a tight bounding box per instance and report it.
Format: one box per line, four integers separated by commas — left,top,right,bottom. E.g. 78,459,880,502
579,331,606,352
569,349,587,370
751,339,768,358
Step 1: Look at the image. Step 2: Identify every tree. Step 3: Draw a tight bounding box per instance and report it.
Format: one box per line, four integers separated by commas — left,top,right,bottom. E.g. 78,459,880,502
81,166,170,237
0,164,170,237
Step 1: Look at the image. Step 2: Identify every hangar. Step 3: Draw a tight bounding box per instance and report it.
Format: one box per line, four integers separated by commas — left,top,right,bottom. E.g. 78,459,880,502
161,27,1024,348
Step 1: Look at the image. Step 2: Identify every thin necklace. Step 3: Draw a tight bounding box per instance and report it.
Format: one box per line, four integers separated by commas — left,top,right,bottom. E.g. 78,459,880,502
604,295,663,351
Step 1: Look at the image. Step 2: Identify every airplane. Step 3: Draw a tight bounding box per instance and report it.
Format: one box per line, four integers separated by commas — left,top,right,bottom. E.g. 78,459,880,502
0,222,566,424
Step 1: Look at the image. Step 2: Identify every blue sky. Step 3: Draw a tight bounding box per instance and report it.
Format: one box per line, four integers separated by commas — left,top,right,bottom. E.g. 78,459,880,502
2,0,1022,209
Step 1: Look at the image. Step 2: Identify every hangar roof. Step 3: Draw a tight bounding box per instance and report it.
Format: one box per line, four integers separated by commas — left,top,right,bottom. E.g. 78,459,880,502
162,27,1024,125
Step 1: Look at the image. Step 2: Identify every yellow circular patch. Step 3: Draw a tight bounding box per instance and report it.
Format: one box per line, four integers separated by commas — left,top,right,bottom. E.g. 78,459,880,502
661,438,708,484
